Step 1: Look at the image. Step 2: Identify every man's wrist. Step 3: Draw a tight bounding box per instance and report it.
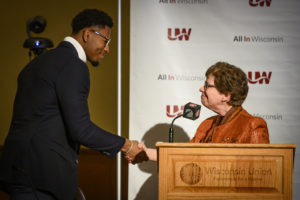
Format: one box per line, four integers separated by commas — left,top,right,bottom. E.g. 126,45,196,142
121,138,131,153
125,140,133,154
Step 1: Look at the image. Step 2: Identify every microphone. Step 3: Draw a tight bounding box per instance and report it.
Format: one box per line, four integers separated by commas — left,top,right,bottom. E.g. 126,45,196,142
169,102,201,142
182,102,201,120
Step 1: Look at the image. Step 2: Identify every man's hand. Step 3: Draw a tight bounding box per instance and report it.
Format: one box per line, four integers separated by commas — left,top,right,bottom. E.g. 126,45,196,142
122,139,149,164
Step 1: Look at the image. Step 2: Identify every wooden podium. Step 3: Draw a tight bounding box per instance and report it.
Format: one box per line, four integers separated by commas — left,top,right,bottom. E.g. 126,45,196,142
156,143,295,200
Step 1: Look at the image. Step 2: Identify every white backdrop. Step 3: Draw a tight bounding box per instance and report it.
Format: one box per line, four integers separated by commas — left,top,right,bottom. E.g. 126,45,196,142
129,0,300,199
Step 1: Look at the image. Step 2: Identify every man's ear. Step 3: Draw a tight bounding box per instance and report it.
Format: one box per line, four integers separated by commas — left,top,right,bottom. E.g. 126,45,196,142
82,29,90,43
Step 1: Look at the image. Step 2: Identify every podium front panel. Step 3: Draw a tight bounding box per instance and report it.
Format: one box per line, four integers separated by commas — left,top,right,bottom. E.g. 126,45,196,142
157,143,295,200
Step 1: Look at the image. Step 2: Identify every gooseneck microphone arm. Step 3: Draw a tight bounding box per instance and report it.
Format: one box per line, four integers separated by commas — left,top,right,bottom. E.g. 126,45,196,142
169,110,192,143
168,102,201,143
169,114,183,143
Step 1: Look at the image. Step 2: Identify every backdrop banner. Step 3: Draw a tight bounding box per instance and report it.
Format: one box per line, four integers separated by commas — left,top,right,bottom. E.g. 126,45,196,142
129,0,300,199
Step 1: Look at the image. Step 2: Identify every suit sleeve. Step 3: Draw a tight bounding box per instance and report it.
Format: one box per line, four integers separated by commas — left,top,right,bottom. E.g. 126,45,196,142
55,60,125,157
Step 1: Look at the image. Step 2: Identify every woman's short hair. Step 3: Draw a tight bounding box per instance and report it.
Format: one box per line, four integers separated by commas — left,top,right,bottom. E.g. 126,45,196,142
206,62,249,106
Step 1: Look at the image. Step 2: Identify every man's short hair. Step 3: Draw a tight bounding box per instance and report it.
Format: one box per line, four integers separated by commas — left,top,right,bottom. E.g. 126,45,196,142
72,9,113,34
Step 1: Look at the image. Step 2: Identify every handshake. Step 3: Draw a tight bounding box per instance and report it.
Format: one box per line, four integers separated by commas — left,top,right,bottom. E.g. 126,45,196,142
121,139,157,164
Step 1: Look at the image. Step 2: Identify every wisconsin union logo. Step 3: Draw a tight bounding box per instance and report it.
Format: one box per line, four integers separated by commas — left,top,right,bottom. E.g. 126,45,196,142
249,0,272,7
168,28,192,41
166,105,184,117
248,71,272,84
180,163,202,185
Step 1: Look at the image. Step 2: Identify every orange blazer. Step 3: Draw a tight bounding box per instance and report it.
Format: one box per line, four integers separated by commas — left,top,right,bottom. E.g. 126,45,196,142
190,108,270,144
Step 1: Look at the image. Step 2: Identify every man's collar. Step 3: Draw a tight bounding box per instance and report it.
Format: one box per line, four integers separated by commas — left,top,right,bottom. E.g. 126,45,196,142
63,36,86,63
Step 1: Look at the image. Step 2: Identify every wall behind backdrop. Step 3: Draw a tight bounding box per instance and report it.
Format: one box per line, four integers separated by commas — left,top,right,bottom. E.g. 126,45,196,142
129,0,300,199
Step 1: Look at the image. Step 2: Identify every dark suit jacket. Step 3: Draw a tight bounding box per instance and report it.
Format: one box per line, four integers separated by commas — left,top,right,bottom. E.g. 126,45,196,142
0,41,125,200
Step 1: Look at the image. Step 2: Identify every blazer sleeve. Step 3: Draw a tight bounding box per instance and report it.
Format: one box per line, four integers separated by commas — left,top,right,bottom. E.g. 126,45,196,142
248,117,270,144
55,59,125,157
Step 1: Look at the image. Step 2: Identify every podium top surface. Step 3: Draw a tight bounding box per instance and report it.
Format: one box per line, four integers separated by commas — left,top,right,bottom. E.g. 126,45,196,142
156,142,296,149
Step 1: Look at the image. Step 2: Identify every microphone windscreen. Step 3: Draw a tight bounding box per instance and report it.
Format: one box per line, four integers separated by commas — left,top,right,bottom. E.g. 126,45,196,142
184,108,193,118
182,102,201,120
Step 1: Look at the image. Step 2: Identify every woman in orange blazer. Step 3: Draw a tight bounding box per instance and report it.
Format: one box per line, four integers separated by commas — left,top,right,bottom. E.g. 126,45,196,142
139,62,270,162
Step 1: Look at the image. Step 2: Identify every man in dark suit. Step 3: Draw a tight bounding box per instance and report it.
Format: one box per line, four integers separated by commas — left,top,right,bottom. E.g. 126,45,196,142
0,9,147,200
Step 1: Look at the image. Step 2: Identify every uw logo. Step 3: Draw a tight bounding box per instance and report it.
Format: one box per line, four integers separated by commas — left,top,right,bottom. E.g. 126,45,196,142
168,28,192,41
248,71,272,84
249,0,272,7
166,105,184,117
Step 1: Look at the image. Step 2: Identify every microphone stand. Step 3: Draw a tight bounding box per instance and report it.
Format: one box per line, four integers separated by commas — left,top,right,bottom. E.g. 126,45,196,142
168,114,183,143
168,102,200,143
